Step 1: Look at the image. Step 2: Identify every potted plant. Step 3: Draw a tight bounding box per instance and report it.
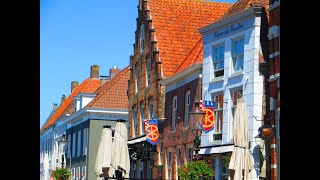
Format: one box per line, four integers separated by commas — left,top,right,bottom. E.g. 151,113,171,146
178,160,215,180
53,168,71,180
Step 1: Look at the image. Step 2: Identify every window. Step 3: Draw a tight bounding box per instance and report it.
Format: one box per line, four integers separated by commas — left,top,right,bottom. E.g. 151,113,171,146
184,91,191,127
172,96,177,131
72,167,76,180
146,58,151,86
221,156,230,179
140,103,146,134
140,24,145,53
210,94,224,142
167,150,172,179
148,98,154,119
133,107,138,137
177,147,182,168
81,166,86,180
72,133,76,157
230,89,243,140
232,38,244,72
83,128,88,156
135,65,139,93
77,131,81,157
212,44,225,78
67,134,71,158
186,144,193,162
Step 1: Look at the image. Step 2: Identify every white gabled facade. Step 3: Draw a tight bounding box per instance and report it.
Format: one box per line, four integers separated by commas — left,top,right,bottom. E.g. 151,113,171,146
199,7,265,180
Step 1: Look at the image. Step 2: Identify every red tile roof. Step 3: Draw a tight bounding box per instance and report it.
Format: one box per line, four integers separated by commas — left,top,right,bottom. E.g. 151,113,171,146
86,66,130,110
148,0,232,77
221,0,269,19
40,78,101,132
174,38,203,74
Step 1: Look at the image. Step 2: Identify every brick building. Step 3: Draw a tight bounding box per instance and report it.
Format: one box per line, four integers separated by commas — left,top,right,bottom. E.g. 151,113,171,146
159,40,204,180
127,0,231,179
267,0,280,179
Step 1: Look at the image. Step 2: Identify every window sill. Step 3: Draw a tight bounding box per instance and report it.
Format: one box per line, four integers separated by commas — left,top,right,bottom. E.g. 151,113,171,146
229,71,244,78
209,76,224,83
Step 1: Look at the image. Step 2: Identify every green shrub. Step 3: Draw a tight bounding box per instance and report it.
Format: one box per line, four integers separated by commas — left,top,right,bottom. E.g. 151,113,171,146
178,160,215,180
53,168,71,180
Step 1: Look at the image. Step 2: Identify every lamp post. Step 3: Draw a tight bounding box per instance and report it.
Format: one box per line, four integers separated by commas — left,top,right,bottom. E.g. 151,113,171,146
189,100,205,160
59,134,68,169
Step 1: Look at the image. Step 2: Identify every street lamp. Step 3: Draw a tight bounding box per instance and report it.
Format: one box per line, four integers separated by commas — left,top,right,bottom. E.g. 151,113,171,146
59,134,68,169
189,100,205,160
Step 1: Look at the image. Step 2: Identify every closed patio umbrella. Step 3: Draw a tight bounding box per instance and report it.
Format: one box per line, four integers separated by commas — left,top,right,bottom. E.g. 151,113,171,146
95,127,114,179
111,121,130,178
228,98,252,180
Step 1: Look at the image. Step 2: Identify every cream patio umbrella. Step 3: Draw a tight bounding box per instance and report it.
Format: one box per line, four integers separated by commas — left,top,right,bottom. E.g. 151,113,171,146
228,98,252,180
95,127,114,179
111,121,130,178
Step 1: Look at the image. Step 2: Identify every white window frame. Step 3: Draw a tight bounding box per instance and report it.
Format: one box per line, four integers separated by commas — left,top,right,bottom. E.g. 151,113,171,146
77,131,81,157
140,103,146,134
140,24,145,53
172,96,177,131
210,93,224,143
212,44,225,79
186,143,193,162
72,133,76,157
146,58,151,87
72,167,76,180
67,134,71,158
184,91,191,127
81,166,86,180
230,88,243,141
76,166,81,180
82,128,88,156
176,146,182,168
135,66,139,93
232,37,245,73
166,149,172,180
133,107,138,137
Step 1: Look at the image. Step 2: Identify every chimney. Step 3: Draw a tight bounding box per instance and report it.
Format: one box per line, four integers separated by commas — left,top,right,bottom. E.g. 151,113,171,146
90,65,100,78
109,66,121,79
53,103,58,111
71,81,79,92
100,75,110,85
61,95,66,104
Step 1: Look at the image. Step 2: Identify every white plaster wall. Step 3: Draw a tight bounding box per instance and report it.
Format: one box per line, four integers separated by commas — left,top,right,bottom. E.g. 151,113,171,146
81,97,94,108
201,15,264,180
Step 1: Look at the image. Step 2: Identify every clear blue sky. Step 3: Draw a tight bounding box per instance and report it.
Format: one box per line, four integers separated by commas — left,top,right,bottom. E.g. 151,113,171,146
40,0,237,128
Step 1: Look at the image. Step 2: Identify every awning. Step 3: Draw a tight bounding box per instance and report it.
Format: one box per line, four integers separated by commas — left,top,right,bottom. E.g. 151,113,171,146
127,136,146,145
199,144,234,155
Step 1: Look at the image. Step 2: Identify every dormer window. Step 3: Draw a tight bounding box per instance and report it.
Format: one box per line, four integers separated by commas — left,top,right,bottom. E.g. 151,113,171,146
140,24,145,53
73,93,96,112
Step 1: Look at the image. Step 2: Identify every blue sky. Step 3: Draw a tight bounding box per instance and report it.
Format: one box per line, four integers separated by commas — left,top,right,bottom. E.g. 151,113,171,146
40,0,237,128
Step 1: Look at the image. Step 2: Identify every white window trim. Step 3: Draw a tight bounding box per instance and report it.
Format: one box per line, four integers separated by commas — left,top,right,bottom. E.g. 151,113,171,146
140,24,145,53
172,96,177,131
166,148,172,180
133,108,138,137
146,58,151,87
72,133,76,158
210,93,224,143
77,131,81,157
140,103,145,135
212,44,225,79
82,128,88,156
231,37,245,73
229,87,243,142
135,66,139,94
184,91,191,127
